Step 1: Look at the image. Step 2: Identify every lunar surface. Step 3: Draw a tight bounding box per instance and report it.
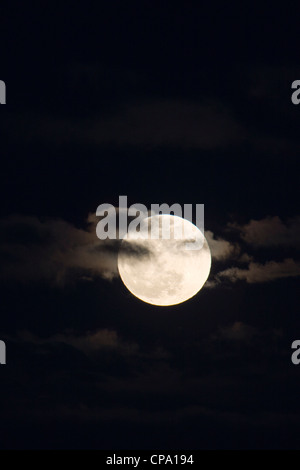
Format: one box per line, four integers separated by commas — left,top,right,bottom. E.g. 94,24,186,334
117,214,211,306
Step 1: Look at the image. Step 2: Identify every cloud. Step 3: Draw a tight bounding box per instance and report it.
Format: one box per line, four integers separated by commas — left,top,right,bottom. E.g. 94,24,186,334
17,328,139,356
0,211,246,286
203,216,300,286
10,328,171,372
88,100,245,149
217,258,300,283
205,230,238,260
202,230,241,288
204,217,300,286
229,216,300,248
212,321,259,341
0,213,151,285
3,212,299,288
5,99,245,150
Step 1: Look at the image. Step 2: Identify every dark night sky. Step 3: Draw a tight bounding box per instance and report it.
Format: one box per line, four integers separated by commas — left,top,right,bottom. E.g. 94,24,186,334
0,3,300,449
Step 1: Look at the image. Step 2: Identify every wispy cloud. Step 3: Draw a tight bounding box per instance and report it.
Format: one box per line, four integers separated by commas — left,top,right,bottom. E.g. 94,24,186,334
217,258,300,284
2,212,300,287
229,216,300,248
0,213,150,285
4,100,245,150
208,216,300,286
211,321,259,341
17,328,139,356
205,230,239,260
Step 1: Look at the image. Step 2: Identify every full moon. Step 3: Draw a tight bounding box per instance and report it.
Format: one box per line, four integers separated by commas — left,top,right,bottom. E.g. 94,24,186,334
117,214,211,306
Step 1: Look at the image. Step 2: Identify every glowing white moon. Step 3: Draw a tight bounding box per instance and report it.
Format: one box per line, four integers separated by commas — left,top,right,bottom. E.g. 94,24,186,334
117,214,211,306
